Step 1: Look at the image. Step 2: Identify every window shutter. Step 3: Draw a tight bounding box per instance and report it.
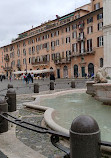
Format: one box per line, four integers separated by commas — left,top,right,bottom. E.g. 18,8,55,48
97,37,99,47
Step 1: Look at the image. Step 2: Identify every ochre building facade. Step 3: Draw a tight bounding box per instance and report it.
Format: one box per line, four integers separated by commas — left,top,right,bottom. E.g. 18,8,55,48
0,0,103,78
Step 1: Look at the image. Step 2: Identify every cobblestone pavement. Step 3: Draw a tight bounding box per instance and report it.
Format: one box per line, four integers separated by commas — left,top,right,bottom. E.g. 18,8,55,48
0,78,91,158
16,96,66,158
0,78,89,96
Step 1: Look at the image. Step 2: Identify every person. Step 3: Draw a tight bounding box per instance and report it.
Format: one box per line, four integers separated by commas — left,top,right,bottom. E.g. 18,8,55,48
31,73,33,83
50,73,55,81
42,73,45,81
27,73,31,84
0,75,2,82
24,73,27,83
10,75,12,82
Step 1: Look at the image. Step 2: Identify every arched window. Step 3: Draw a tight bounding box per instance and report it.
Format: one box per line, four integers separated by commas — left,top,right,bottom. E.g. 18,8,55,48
74,65,78,77
100,58,103,67
88,63,94,77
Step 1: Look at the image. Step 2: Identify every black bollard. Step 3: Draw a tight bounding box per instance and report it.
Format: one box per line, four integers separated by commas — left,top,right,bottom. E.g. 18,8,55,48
71,80,75,88
6,88,16,112
0,97,8,133
7,84,13,89
50,81,54,90
70,115,101,158
34,83,39,93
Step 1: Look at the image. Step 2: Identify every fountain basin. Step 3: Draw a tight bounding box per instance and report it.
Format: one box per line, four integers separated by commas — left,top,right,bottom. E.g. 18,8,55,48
93,83,111,104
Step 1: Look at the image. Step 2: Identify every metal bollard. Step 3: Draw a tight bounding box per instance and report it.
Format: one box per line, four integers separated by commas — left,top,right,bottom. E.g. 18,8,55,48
34,83,39,93
0,97,8,133
50,81,54,90
7,84,13,89
70,115,101,158
71,80,75,88
6,88,16,112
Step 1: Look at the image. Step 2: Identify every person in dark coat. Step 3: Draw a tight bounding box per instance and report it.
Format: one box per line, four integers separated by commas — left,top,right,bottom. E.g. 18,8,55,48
50,73,55,81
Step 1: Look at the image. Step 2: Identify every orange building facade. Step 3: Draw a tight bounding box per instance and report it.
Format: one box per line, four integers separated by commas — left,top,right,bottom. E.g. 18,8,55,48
0,0,103,78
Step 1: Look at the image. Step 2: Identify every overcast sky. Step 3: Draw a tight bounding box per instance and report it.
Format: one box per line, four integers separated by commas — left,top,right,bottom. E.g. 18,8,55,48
0,0,90,47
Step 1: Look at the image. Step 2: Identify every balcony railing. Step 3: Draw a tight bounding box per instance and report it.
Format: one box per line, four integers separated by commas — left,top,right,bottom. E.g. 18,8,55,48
32,61,49,66
3,66,12,71
77,36,86,42
54,58,71,64
71,48,95,57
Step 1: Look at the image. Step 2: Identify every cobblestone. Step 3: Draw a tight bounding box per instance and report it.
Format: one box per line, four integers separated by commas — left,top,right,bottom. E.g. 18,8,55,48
0,78,89,158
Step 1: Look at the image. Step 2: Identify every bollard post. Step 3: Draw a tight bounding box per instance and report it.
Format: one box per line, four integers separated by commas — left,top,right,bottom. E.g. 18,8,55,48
71,80,75,88
70,115,101,158
6,89,16,112
34,83,39,93
50,81,54,90
0,97,8,133
7,84,13,89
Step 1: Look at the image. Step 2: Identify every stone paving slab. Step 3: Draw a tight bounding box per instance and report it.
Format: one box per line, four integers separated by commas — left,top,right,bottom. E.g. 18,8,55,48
0,125,46,158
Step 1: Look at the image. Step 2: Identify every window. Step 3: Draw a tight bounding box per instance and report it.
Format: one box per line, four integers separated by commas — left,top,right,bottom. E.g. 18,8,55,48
23,49,26,56
52,54,55,60
66,50,71,61
66,37,70,43
100,58,103,67
36,45,39,52
87,39,92,52
72,24,77,30
29,58,31,64
87,17,93,24
56,40,59,46
72,43,77,52
56,31,59,36
97,36,103,47
29,48,31,55
32,46,35,54
51,32,54,37
32,57,35,63
23,58,26,64
72,32,77,39
98,22,103,31
17,49,20,57
97,13,103,20
51,41,55,47
66,26,70,32
94,3,100,10
62,52,64,58
17,59,20,65
87,26,93,34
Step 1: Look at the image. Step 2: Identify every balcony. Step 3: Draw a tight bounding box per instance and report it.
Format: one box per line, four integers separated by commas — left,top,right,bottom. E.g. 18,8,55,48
3,66,12,71
32,61,49,66
77,36,86,42
71,48,95,57
54,58,71,65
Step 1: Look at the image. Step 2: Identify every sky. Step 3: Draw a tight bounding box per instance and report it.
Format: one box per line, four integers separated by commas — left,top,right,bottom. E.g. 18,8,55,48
0,0,90,47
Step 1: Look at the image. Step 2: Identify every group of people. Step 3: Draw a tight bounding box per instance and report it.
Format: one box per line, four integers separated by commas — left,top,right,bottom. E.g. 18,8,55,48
22,73,34,83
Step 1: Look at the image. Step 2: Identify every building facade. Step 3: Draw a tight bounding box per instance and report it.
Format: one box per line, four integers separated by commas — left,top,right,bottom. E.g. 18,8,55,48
0,0,103,78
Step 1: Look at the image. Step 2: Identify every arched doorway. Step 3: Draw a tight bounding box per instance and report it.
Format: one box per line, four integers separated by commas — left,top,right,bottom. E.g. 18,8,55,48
74,65,78,77
88,63,94,77
63,66,68,78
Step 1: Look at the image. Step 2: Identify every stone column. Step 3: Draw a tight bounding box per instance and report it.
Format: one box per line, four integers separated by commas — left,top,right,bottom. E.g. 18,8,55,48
103,0,111,76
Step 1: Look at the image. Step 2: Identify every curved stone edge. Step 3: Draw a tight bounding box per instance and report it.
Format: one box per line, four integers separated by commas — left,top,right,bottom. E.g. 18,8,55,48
44,108,69,136
23,89,86,136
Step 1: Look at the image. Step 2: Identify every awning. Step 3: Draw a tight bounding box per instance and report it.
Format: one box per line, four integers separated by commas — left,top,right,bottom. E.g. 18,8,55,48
12,69,54,75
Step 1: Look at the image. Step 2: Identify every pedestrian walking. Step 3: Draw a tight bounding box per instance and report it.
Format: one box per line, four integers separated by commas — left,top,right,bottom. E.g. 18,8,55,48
31,73,34,83
0,75,2,82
